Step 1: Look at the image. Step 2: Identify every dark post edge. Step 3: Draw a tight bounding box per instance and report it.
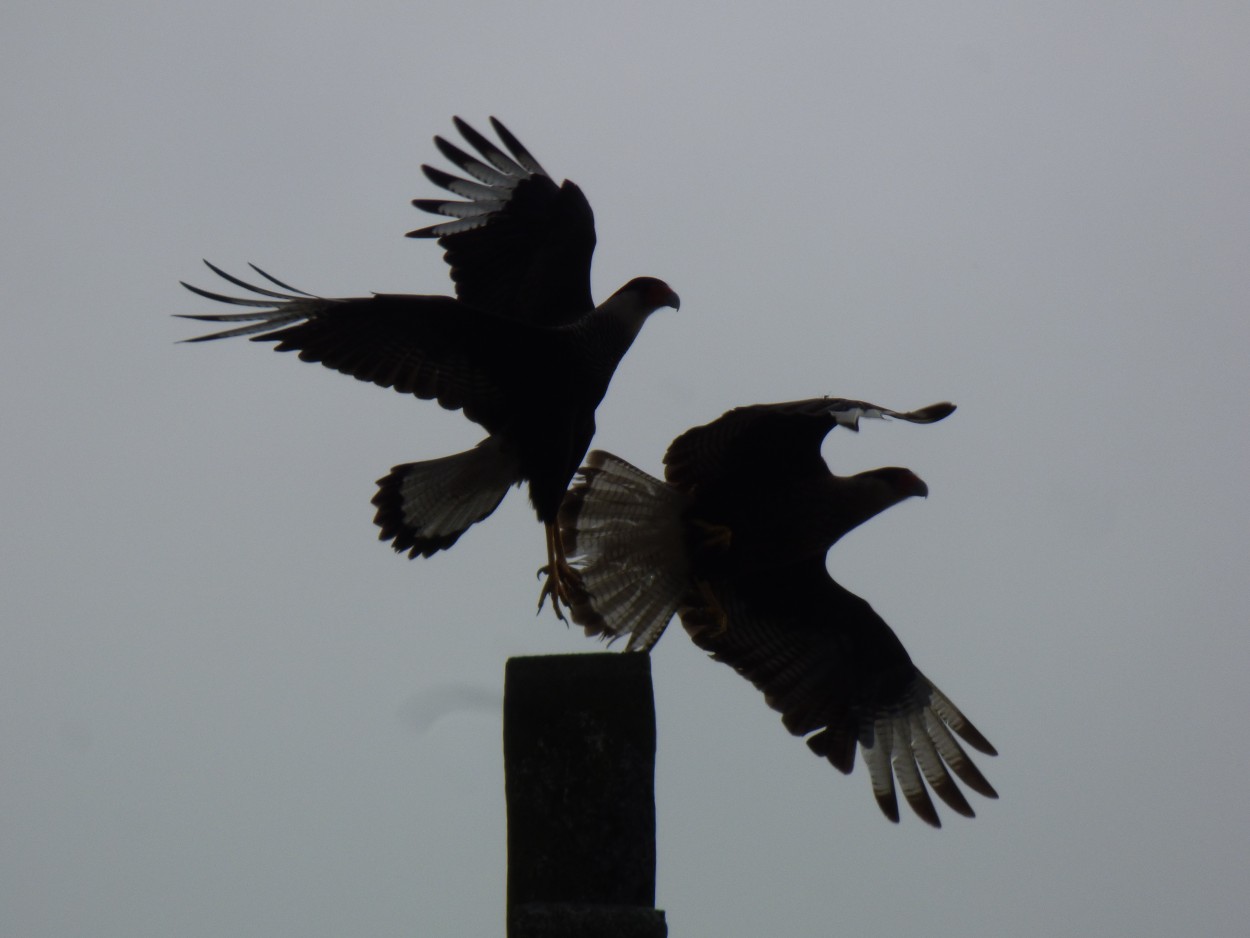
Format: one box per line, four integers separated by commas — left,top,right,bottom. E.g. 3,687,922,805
504,653,666,938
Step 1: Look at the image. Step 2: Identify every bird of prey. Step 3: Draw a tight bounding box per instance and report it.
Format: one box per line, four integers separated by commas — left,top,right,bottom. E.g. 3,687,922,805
557,398,997,827
178,118,679,616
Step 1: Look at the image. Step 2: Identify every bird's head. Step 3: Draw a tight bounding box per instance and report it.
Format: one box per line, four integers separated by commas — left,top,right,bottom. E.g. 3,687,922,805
821,467,930,546
614,276,680,315
869,466,929,501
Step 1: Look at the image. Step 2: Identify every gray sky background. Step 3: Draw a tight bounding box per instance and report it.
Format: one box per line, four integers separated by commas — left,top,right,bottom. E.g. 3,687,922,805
4,2,1248,936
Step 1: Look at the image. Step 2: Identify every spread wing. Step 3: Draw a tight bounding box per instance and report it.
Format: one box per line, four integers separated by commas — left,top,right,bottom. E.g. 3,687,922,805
409,117,596,325
664,398,956,493
178,262,536,435
681,559,997,828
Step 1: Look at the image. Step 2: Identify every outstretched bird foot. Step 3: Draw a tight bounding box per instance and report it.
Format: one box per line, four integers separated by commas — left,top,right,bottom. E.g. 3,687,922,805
535,563,563,621
537,520,580,622
692,518,733,551
536,558,581,622
685,579,730,639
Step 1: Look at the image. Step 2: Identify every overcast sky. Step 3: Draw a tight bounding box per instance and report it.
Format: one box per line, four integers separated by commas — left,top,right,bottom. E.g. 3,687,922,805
4,2,1249,936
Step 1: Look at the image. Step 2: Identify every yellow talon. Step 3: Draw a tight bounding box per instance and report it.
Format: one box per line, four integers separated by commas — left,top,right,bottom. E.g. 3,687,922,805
686,579,729,638
537,521,581,622
691,517,733,550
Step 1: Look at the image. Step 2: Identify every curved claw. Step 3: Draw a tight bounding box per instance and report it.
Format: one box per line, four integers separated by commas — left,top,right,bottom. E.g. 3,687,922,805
692,518,733,551
536,521,580,622
682,579,730,639
535,564,568,623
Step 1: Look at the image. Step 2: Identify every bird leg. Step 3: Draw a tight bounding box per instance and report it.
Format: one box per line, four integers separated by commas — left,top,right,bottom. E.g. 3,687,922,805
683,579,730,639
691,517,733,551
536,521,576,621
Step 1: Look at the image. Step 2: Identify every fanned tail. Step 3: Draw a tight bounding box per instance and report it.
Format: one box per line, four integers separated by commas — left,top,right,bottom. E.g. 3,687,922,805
373,438,522,558
558,451,691,651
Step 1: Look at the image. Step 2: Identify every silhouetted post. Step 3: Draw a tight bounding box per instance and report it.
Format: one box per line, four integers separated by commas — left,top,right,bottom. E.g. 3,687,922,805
504,653,666,938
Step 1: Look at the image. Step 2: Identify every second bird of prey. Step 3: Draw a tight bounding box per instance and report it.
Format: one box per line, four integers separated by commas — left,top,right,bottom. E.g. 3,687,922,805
557,398,997,826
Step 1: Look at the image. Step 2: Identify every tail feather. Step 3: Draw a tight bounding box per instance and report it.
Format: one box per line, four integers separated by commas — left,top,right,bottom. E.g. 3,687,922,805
558,451,690,651
373,438,521,558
